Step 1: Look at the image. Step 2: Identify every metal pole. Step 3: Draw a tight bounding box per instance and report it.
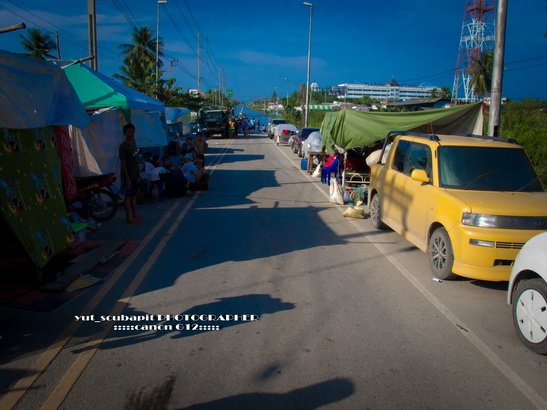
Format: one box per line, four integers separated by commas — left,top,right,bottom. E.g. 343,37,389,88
197,33,201,94
303,2,313,127
0,22,25,34
55,31,61,59
156,2,160,87
488,0,508,137
88,0,97,70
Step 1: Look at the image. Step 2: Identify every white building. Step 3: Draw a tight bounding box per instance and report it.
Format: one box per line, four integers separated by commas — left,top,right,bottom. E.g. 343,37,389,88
334,78,438,101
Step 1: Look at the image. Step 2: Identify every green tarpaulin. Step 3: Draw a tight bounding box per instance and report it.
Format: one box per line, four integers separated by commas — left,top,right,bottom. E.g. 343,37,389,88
321,103,483,153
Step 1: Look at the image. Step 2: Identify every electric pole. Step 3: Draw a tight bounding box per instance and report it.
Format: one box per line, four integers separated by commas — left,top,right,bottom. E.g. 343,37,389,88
87,0,98,70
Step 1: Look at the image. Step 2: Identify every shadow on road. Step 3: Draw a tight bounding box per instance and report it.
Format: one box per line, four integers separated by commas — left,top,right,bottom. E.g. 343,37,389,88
179,378,354,410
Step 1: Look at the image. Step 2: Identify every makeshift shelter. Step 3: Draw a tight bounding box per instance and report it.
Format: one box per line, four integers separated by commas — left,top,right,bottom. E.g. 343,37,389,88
69,107,125,177
61,62,167,148
165,107,191,139
58,62,168,183
0,50,90,269
321,103,483,153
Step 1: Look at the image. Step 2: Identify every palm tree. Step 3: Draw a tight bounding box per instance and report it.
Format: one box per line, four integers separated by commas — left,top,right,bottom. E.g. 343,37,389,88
115,26,164,96
19,28,57,59
469,50,494,99
118,26,163,73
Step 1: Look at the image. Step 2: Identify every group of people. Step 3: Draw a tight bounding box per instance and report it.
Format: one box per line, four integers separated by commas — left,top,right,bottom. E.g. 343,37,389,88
119,124,209,224
228,116,260,138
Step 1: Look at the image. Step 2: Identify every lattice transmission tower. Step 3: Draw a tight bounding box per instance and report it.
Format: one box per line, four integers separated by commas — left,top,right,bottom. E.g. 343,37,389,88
452,0,496,103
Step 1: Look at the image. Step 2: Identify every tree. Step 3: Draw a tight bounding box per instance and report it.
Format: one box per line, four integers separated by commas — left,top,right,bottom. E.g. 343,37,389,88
19,28,57,59
440,87,452,100
429,88,440,98
115,26,164,94
469,50,494,99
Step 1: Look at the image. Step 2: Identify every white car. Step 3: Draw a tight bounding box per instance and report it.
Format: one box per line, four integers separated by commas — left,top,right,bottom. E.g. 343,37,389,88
507,231,547,354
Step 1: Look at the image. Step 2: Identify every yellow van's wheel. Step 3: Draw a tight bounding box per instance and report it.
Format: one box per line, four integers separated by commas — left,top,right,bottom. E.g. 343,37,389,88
428,227,457,280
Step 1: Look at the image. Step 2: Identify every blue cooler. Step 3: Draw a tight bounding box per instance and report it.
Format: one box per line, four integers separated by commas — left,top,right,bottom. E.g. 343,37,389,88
300,158,308,171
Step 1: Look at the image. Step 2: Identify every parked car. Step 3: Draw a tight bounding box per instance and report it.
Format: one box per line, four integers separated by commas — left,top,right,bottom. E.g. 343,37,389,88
368,131,547,282
274,124,298,146
290,128,320,157
507,232,547,354
267,118,289,139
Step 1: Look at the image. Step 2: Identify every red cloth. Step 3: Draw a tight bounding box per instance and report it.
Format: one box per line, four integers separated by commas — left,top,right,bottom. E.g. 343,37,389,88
323,154,340,168
54,125,77,201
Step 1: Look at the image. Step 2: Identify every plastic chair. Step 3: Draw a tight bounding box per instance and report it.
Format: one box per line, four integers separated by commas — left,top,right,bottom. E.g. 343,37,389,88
321,155,341,186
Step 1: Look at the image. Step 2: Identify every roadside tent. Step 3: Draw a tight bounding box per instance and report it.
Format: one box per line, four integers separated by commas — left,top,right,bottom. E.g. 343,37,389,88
165,107,191,140
0,50,90,269
322,102,483,153
0,50,90,129
61,62,167,148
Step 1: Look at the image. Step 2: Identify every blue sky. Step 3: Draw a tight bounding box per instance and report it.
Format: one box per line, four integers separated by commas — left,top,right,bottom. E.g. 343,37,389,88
1,0,545,102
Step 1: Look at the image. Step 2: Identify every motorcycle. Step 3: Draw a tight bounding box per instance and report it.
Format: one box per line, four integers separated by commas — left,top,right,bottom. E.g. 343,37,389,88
71,173,118,221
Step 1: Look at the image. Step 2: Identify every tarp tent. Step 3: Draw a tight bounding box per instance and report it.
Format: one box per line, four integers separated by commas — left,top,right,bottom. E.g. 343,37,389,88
62,63,164,112
0,50,91,269
61,62,168,148
0,50,89,129
165,107,191,139
321,103,483,153
69,107,125,177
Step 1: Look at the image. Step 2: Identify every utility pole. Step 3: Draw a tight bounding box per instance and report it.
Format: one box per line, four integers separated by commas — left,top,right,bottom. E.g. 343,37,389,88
87,0,98,70
55,31,61,59
488,0,508,137
303,2,313,127
197,33,201,94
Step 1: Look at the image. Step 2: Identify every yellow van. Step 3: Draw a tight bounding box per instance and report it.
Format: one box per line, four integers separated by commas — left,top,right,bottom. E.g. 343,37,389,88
368,132,547,281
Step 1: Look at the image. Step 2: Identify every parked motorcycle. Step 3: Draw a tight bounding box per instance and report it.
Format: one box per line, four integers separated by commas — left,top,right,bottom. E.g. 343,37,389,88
71,173,118,221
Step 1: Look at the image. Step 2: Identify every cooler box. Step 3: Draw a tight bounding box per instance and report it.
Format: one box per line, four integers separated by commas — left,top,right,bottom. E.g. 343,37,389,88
300,158,308,171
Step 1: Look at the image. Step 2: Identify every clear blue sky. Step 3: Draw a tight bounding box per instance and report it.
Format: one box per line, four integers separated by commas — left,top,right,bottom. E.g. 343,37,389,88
1,0,545,102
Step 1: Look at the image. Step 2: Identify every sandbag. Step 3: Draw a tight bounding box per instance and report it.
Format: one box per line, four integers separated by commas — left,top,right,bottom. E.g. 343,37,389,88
343,201,366,219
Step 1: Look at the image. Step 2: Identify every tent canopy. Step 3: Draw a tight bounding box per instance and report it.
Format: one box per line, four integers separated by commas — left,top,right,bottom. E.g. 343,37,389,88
62,63,165,112
0,50,90,129
165,107,191,124
322,103,483,152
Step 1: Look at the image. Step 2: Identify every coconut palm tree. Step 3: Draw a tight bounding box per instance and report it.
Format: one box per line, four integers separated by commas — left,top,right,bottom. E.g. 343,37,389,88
115,26,164,95
469,50,494,99
19,28,57,59
118,26,163,73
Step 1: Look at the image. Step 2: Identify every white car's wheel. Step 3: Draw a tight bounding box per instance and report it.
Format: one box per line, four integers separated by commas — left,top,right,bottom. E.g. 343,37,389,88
513,278,547,354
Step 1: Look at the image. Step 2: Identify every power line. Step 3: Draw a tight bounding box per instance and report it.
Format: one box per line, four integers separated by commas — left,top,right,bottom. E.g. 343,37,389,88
0,1,120,60
111,0,139,30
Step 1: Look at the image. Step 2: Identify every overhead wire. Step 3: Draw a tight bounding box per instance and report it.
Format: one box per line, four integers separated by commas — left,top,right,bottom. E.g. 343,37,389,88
0,1,120,61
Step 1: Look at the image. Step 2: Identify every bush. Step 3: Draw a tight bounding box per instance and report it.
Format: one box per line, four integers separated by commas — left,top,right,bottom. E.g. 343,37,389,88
499,99,547,187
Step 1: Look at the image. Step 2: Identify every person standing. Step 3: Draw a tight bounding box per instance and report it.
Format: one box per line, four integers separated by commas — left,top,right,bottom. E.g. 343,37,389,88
119,123,142,224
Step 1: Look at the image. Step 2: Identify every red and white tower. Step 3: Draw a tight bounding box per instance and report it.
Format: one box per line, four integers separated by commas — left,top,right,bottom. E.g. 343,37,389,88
452,0,496,103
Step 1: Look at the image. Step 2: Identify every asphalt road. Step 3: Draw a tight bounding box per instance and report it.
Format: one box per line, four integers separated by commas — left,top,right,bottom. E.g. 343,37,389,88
1,134,546,409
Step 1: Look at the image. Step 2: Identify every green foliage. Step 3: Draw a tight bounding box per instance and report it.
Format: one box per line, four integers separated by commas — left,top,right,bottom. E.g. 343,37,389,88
430,88,440,98
307,110,328,128
499,99,547,186
19,28,57,59
469,51,494,98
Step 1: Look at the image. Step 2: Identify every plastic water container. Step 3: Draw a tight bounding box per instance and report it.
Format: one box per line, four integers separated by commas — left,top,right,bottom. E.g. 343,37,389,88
300,158,308,171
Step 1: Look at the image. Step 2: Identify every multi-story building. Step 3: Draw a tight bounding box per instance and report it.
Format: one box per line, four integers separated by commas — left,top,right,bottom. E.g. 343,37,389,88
332,78,438,102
